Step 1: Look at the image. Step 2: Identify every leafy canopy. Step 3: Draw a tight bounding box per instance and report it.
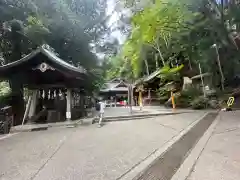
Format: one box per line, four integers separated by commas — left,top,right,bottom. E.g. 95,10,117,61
121,0,192,78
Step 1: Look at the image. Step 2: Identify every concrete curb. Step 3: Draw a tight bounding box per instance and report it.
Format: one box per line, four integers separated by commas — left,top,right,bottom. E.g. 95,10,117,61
10,119,82,133
117,112,211,180
171,112,221,180
0,133,19,140
10,111,191,133
103,112,184,122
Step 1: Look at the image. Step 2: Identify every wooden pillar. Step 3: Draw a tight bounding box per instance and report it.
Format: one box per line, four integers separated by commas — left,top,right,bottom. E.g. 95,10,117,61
28,90,38,121
138,84,144,110
139,91,143,111
110,96,113,107
66,89,72,121
171,91,176,110
22,95,32,125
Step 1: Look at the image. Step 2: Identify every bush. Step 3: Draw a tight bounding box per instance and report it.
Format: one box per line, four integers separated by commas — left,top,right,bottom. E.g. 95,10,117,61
0,81,10,96
190,96,209,109
208,99,220,109
175,94,191,108
173,86,202,108
181,86,202,100
157,86,170,103
0,93,12,109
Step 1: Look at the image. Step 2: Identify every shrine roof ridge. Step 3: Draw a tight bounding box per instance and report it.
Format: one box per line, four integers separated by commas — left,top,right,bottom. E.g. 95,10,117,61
0,46,87,74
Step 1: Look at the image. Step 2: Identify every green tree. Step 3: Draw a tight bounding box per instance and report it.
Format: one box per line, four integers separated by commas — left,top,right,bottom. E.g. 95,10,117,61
8,20,25,125
0,0,113,124
121,0,192,78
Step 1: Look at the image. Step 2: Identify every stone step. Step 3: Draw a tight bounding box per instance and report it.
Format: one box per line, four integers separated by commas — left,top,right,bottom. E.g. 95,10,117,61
102,112,182,122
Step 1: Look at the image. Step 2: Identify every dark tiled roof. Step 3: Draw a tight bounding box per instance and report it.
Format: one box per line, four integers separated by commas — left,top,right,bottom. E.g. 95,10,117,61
0,46,86,74
134,69,161,86
100,80,131,92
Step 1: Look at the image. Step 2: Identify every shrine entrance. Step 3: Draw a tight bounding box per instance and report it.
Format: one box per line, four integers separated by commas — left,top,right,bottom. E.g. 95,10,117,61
0,46,91,124
27,88,85,123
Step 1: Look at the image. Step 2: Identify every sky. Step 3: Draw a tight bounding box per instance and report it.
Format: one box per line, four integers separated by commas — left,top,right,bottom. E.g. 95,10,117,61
106,0,127,45
96,0,128,60
105,0,223,45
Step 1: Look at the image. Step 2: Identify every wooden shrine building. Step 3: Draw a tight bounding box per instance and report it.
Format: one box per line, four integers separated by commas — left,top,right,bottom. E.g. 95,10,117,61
134,69,161,105
0,46,90,124
99,78,130,104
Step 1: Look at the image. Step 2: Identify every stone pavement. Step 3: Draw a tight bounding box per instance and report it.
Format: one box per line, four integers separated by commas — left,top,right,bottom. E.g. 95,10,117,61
131,106,196,114
11,107,182,133
174,111,240,180
103,106,175,117
10,120,81,133
0,112,207,180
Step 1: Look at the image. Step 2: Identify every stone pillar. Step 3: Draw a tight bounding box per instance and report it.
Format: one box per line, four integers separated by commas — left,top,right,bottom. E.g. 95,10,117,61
28,90,38,120
148,89,151,99
22,95,32,125
66,89,72,121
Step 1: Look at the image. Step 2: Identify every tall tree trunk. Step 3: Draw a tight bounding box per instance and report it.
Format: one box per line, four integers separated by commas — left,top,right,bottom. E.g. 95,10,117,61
155,41,165,66
208,0,239,50
144,59,150,75
141,45,150,75
155,53,159,69
188,58,192,70
198,63,206,97
163,36,168,48
220,0,224,25
214,44,225,90
9,79,24,126
9,21,25,126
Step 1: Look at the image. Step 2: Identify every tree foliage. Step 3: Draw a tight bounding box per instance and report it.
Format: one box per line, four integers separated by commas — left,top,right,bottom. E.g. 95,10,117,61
106,0,240,91
121,0,192,78
0,0,111,70
0,0,116,124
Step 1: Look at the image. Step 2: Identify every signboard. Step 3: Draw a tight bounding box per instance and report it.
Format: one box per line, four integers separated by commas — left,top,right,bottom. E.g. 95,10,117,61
227,97,235,107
